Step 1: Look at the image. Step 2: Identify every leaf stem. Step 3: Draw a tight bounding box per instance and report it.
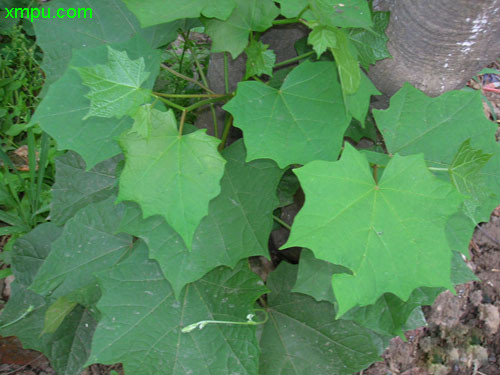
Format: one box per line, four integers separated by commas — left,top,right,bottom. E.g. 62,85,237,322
178,110,187,136
274,51,315,69
272,17,301,25
153,95,186,111
161,64,215,94
185,95,232,112
223,52,229,94
428,167,449,172
182,309,268,333
153,92,225,99
218,115,233,151
0,305,34,329
373,164,378,185
273,215,292,230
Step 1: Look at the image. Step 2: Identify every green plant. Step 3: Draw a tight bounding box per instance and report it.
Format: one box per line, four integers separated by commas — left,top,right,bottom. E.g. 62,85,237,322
0,1,498,375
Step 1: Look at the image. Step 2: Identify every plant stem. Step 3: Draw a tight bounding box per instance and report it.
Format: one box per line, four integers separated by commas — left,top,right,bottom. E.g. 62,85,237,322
272,17,301,25
428,167,449,172
182,309,268,333
185,95,232,112
273,215,292,231
189,42,219,137
153,92,225,99
161,64,215,94
223,52,230,94
274,51,315,68
373,164,378,185
178,110,187,136
153,95,186,111
175,31,190,94
218,115,233,151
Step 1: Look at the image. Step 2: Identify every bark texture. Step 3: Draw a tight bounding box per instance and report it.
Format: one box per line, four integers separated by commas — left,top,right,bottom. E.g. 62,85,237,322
370,0,500,97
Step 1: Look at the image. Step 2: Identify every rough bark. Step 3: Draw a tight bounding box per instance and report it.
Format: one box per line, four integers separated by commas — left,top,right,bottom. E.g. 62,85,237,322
370,0,500,97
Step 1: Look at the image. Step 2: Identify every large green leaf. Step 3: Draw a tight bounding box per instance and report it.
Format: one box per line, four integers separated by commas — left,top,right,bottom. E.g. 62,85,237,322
119,140,283,296
308,0,373,29
33,0,181,88
345,71,380,125
284,144,463,315
50,152,120,225
122,0,235,27
0,224,97,375
293,249,476,336
373,84,500,236
75,46,151,119
224,61,351,167
348,11,391,70
204,0,280,58
31,37,161,168
260,261,382,375
30,197,132,300
86,242,267,375
117,108,226,249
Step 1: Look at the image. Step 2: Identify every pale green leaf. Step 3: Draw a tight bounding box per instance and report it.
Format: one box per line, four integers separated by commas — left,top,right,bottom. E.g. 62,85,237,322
308,25,337,57
345,71,381,125
31,37,161,168
373,84,500,242
244,40,276,79
33,0,182,88
51,152,120,225
30,197,132,300
284,144,463,315
329,28,361,94
129,103,162,138
119,140,283,296
86,242,267,375
224,61,351,167
275,0,308,18
308,0,373,29
76,46,151,119
122,0,236,27
204,0,280,58
260,261,382,374
117,108,226,249
348,11,391,70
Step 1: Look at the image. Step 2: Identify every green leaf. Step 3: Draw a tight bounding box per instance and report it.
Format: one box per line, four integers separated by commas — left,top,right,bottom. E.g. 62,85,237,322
308,25,337,57
373,83,500,227
119,140,283,296
284,144,463,315
122,0,236,27
31,37,161,168
292,248,349,304
75,46,151,119
260,261,382,374
42,296,78,334
51,152,120,225
117,108,226,249
309,0,373,29
348,11,391,70
329,28,361,94
33,0,181,88
86,242,267,375
275,0,308,18
129,103,164,138
224,61,351,167
0,283,97,375
30,197,132,300
448,139,493,219
244,40,276,79
11,223,63,287
1,224,97,375
345,118,378,143
345,71,381,125
204,0,280,58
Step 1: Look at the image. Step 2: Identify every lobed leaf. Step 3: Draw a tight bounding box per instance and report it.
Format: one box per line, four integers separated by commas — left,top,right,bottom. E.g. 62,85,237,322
117,108,226,249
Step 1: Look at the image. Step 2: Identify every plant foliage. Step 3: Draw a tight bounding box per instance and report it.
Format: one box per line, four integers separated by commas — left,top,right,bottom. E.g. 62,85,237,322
1,0,497,374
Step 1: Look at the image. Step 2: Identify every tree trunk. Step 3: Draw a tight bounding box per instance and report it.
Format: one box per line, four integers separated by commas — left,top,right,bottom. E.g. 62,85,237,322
370,0,500,97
